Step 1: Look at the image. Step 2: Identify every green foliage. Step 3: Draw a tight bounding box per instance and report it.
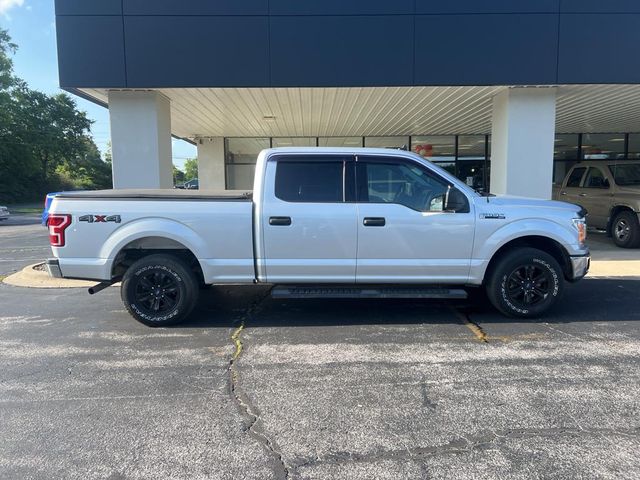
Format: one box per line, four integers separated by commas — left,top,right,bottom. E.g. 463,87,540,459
184,158,198,181
173,165,185,185
0,28,112,203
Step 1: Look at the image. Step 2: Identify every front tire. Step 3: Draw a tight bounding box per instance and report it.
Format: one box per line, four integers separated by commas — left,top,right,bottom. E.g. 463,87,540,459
611,211,640,248
121,254,199,327
486,248,564,318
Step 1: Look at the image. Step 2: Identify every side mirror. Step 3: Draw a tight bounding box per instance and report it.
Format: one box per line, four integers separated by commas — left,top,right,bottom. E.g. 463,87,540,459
445,187,470,213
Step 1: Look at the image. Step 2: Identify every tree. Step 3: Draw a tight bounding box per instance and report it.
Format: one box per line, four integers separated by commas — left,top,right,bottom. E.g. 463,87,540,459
0,28,112,202
173,165,185,185
184,158,198,181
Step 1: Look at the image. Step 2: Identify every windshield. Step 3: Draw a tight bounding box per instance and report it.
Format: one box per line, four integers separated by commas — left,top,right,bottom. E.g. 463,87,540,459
608,163,640,186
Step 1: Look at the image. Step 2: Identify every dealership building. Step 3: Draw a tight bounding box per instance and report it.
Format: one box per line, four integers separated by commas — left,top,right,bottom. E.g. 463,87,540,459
55,0,640,199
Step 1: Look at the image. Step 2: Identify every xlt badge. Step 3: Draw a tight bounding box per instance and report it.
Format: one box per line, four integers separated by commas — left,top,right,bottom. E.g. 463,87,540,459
480,213,506,220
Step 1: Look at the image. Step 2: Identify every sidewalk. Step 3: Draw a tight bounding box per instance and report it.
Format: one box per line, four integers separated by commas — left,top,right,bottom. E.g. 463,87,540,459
587,231,640,278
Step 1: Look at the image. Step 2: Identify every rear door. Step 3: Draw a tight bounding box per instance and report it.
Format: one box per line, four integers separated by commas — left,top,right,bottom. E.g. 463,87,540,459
260,154,358,283
355,155,475,283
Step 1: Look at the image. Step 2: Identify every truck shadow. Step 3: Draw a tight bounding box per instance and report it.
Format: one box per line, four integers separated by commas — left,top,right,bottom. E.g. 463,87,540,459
184,278,640,328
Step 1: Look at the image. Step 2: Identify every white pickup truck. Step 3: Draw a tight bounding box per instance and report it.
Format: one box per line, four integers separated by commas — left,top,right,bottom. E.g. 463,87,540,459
46,147,590,326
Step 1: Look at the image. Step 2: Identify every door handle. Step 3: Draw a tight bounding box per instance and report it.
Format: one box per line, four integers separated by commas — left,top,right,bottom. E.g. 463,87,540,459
269,216,292,226
363,217,386,227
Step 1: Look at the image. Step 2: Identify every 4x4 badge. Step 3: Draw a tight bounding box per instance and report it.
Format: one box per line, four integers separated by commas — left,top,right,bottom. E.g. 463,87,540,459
79,215,121,223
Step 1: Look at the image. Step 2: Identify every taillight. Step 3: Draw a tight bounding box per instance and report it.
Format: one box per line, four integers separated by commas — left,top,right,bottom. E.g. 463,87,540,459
48,214,72,247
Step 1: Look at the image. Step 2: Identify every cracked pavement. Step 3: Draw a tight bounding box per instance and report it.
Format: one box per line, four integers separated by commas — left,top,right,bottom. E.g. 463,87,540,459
1,220,639,479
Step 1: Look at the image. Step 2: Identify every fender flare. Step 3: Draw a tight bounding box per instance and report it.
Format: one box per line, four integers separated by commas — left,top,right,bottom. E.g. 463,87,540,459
99,218,208,269
475,219,576,280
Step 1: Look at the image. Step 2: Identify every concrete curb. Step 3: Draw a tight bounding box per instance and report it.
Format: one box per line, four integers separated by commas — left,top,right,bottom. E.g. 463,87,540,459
587,260,640,279
2,263,97,289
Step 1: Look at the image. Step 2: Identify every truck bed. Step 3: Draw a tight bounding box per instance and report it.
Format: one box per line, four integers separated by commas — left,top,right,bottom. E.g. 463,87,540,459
55,189,252,201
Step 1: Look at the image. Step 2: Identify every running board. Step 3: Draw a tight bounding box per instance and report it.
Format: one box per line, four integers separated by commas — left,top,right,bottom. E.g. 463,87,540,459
271,286,467,300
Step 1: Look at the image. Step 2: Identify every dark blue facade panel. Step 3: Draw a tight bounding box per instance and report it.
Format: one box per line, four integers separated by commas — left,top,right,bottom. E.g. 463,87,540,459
416,0,559,15
561,1,640,13
415,14,558,85
558,14,640,84
124,17,270,87
270,16,414,87
123,0,268,16
270,0,413,15
55,0,122,15
56,16,126,88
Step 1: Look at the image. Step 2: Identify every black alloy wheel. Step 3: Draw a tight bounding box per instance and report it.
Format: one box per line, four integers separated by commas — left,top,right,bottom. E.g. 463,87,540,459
486,247,564,318
504,264,553,309
134,270,180,315
121,254,199,327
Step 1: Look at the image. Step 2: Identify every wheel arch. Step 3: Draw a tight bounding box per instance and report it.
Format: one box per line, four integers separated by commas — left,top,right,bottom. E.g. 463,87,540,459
483,235,572,284
606,204,636,236
101,218,208,284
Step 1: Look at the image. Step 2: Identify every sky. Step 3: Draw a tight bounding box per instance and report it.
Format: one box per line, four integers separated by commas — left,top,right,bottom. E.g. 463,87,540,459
0,0,196,169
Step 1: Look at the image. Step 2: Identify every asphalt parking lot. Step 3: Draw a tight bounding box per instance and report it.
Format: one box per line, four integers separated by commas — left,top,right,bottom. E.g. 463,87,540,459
1,217,639,479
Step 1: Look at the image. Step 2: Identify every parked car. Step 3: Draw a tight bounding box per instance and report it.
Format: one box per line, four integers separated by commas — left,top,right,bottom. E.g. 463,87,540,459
42,192,60,226
174,179,199,190
45,147,589,326
0,205,9,221
553,160,640,248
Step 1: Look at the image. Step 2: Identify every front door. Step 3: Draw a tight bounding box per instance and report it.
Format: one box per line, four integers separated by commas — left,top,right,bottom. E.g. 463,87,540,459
558,166,588,207
355,156,475,284
577,166,613,228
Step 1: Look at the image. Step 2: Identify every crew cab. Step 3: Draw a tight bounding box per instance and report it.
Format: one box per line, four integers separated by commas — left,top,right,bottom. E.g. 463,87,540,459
46,148,590,326
553,160,640,248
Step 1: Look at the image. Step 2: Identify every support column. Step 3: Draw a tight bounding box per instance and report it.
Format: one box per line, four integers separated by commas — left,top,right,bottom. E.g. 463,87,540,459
490,87,557,199
197,137,226,190
108,91,173,189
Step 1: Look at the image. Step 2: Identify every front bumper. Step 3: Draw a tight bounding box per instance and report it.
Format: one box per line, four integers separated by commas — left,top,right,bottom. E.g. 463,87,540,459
569,253,590,281
45,258,63,278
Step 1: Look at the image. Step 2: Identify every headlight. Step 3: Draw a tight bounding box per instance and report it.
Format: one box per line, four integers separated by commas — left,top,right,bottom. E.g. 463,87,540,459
572,217,587,245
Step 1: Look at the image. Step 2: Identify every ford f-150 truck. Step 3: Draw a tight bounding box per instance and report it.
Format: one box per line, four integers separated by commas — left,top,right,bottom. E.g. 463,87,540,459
46,147,590,326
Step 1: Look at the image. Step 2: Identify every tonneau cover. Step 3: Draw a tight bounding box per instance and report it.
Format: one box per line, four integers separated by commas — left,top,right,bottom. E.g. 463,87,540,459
55,189,252,201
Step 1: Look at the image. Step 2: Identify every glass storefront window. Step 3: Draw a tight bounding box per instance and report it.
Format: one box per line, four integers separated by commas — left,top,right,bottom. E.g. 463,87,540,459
581,133,625,160
272,137,316,147
628,134,640,159
553,161,578,184
364,136,410,149
411,136,455,162
457,135,486,160
318,137,363,147
554,134,579,160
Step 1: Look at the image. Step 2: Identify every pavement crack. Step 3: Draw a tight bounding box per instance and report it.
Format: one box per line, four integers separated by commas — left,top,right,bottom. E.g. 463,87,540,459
226,293,290,480
452,308,488,343
290,427,640,470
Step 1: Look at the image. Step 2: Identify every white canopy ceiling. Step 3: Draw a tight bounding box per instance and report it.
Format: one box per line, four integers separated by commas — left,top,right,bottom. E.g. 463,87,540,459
80,84,640,140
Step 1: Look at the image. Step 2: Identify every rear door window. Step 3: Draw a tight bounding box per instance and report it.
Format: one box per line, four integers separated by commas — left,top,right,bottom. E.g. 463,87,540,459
275,158,345,202
566,167,587,187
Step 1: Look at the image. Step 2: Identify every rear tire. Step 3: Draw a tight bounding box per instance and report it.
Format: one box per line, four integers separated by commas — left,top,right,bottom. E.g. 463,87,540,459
121,254,199,327
611,211,640,248
486,248,564,318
